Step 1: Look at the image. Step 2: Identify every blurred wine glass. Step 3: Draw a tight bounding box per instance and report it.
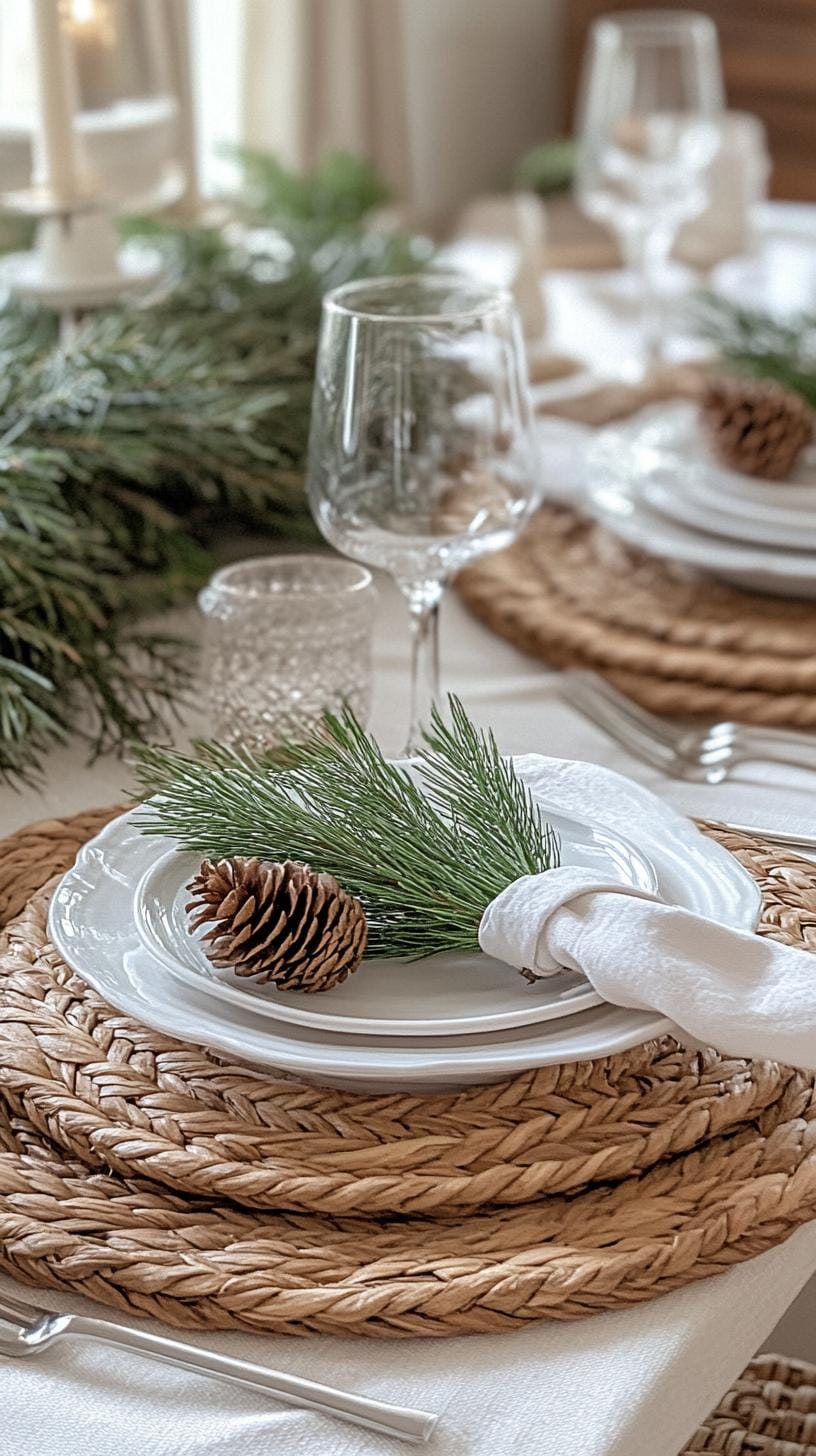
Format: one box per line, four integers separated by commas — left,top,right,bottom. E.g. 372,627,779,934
575,9,724,368
307,273,539,756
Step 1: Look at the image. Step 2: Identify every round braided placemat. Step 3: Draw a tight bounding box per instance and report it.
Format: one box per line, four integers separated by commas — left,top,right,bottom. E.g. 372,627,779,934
0,808,807,1218
0,808,814,1337
684,1355,816,1455
456,505,816,727
1,1085,815,1339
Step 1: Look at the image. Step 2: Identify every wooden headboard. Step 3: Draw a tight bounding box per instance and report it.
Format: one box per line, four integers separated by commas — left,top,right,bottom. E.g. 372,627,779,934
564,1,816,200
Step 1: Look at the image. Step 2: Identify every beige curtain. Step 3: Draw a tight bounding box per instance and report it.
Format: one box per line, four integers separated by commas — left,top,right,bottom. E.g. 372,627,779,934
241,0,413,198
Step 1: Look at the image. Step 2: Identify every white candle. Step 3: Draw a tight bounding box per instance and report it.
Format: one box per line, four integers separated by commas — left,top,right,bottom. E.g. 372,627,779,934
30,0,82,203
63,0,117,112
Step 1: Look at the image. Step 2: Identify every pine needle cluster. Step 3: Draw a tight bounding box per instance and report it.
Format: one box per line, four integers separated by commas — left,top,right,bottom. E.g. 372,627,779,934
0,151,430,784
133,697,559,960
696,294,816,409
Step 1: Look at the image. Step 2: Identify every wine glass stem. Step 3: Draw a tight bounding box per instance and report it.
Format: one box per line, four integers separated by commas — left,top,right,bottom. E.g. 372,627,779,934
401,580,443,758
620,223,676,372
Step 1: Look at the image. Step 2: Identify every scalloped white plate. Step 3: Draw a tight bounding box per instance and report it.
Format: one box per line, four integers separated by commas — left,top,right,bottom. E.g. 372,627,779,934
132,805,657,1038
643,475,816,551
47,811,672,1089
587,404,816,597
47,780,760,1089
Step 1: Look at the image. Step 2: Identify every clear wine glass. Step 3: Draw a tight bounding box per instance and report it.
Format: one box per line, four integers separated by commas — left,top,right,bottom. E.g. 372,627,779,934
307,273,539,756
575,10,724,368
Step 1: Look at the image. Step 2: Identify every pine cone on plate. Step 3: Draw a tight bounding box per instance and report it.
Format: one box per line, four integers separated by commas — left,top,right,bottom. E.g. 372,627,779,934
700,375,813,481
186,857,368,992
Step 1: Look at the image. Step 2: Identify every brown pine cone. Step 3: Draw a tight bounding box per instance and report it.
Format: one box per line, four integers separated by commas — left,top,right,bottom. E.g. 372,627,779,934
186,857,368,992
700,375,813,481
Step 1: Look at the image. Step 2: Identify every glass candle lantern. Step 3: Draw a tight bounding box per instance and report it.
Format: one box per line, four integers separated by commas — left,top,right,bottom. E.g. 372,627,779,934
0,0,192,307
0,0,185,209
198,556,377,753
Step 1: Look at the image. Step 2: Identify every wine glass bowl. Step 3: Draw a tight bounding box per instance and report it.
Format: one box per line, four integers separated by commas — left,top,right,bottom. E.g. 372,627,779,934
307,273,538,753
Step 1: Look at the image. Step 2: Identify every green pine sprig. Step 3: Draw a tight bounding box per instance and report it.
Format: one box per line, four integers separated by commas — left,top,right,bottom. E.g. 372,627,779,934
0,151,432,785
695,294,816,409
132,697,559,960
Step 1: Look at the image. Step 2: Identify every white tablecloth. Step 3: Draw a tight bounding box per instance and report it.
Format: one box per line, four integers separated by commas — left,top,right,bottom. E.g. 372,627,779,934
2,575,816,1456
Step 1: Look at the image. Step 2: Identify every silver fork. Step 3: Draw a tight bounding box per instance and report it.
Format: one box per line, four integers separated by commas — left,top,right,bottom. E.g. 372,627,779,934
0,1288,437,1444
562,671,816,784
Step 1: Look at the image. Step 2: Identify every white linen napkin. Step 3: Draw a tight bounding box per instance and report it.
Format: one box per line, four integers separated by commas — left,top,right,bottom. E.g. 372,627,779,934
482,755,816,1070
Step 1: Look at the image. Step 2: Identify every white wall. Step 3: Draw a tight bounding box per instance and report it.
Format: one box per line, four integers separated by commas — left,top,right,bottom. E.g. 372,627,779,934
402,0,565,225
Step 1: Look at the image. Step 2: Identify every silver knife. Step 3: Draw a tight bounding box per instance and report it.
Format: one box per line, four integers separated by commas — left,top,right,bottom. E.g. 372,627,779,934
725,822,816,852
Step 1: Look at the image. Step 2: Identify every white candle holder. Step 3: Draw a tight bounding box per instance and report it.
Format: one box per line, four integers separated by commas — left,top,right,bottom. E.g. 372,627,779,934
0,195,162,309
0,0,195,311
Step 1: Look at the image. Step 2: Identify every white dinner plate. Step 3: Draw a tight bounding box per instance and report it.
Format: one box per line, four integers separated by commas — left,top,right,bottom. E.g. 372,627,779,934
587,406,816,598
133,807,658,1038
48,794,760,1090
588,481,816,598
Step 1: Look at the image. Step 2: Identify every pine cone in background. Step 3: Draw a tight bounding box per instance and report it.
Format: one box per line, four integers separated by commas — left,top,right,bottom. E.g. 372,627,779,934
186,857,368,992
700,375,813,481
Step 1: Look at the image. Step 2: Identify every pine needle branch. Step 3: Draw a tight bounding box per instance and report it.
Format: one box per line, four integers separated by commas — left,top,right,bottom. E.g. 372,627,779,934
418,698,559,884
132,696,559,959
695,293,816,408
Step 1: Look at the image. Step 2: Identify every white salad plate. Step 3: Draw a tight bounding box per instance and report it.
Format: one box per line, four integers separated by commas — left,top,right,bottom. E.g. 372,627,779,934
627,401,816,546
586,403,816,598
641,477,816,551
48,793,761,1090
596,400,816,514
679,453,816,521
133,808,657,1038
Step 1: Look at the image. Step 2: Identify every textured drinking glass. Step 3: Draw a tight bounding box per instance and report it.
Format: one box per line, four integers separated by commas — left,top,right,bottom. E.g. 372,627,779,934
575,10,724,366
198,556,375,751
307,273,538,756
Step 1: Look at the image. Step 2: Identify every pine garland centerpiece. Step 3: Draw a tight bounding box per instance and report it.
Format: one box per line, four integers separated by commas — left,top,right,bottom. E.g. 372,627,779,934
0,151,430,785
134,697,559,964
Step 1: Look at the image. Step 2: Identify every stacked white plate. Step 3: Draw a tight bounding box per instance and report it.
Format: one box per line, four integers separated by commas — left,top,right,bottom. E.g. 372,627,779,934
49,764,761,1092
584,400,816,598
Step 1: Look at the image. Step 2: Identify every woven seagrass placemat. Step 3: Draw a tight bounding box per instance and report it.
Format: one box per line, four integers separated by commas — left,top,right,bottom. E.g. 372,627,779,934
0,808,814,1338
684,1354,816,1455
456,503,816,727
455,365,816,728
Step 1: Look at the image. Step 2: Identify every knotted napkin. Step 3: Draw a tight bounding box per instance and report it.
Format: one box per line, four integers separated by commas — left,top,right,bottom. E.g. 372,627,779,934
481,755,816,1071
